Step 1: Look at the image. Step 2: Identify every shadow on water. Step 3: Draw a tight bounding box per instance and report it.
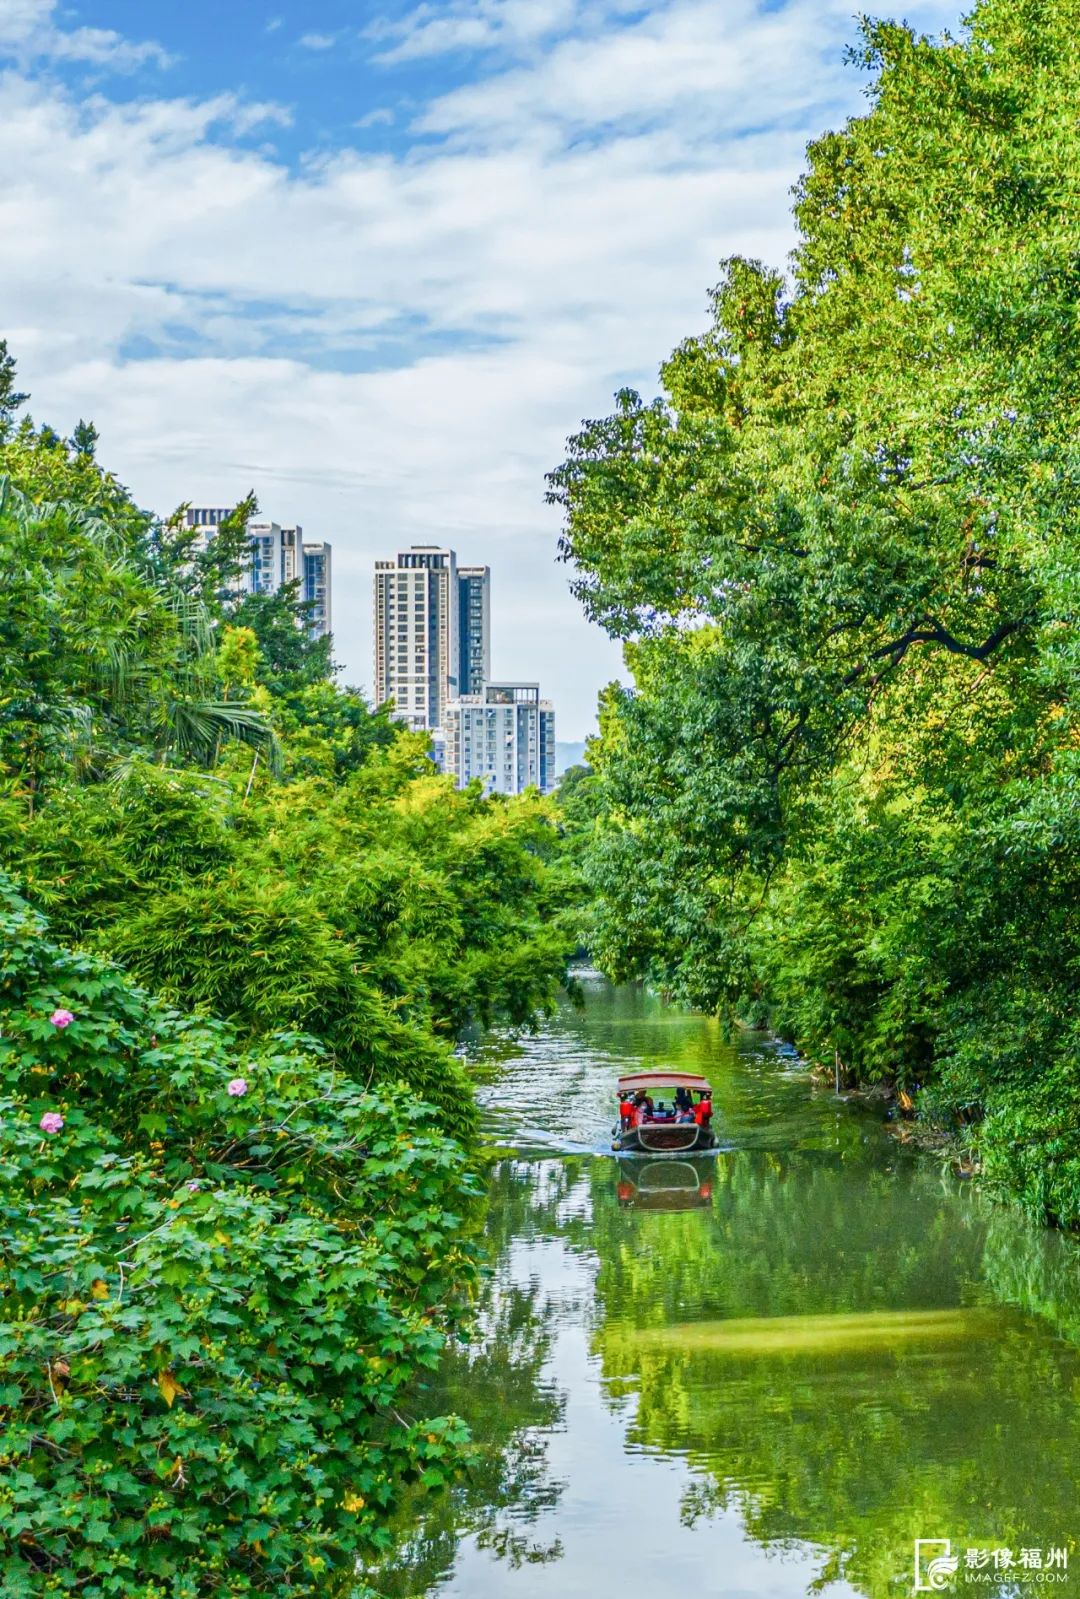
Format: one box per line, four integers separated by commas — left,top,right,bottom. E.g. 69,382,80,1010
371,977,1080,1599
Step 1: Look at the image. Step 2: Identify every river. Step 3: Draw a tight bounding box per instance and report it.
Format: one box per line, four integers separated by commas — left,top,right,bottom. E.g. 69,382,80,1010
373,976,1080,1598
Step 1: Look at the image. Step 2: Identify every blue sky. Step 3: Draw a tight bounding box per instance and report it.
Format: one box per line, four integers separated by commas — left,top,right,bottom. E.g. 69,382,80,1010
54,1,485,165
2,0,959,736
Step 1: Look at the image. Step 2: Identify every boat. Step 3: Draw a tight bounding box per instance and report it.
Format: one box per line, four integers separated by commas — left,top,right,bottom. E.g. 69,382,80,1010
615,1156,714,1211
611,1070,716,1153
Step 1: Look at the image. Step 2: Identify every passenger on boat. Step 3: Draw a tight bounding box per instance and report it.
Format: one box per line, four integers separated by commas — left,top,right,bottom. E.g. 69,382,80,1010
618,1094,636,1131
633,1089,654,1124
694,1092,713,1128
674,1086,694,1122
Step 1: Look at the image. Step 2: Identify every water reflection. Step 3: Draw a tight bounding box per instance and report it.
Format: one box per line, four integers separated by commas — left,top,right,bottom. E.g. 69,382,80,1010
375,979,1080,1598
614,1156,715,1211
586,1150,1080,1596
370,1162,570,1597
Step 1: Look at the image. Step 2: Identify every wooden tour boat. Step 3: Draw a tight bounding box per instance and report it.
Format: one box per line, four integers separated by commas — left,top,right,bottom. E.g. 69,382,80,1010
611,1070,716,1154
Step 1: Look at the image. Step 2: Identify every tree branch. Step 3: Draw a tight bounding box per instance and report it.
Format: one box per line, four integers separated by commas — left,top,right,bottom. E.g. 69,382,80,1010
868,616,1025,665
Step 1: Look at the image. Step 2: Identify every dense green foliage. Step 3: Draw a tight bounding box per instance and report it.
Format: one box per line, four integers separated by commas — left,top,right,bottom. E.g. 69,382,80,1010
552,0,1080,1223
0,883,477,1597
230,582,337,697
0,473,274,798
1,750,570,1136
0,361,577,1589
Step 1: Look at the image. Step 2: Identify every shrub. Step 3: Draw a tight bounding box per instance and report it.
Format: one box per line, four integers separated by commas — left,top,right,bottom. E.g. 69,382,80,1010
0,884,479,1596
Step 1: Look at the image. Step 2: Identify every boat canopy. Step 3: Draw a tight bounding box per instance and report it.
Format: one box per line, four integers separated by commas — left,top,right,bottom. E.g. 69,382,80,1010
617,1071,712,1093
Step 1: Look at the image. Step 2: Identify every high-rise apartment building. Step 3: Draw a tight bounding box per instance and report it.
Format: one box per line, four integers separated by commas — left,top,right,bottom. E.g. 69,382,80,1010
282,525,304,587
302,542,332,638
373,546,461,732
457,565,490,695
243,524,302,601
373,547,555,778
184,507,234,569
373,548,494,730
539,701,556,794
184,509,331,638
441,683,556,796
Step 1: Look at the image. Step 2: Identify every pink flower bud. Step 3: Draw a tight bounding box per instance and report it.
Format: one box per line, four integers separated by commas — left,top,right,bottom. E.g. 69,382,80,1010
226,1078,248,1097
39,1111,64,1135
49,1009,74,1029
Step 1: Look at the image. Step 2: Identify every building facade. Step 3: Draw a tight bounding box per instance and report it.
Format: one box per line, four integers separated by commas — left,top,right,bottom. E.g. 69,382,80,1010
440,682,556,796
185,507,231,537
538,701,556,795
373,546,556,779
373,546,460,732
457,565,491,695
240,520,311,601
184,508,331,637
302,541,332,638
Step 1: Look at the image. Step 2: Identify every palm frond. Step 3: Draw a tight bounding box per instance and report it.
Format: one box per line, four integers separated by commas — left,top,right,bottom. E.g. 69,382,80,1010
0,474,128,556
166,592,218,660
163,698,281,775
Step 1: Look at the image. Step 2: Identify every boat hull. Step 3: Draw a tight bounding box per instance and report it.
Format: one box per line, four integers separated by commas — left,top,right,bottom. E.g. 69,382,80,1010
612,1122,716,1154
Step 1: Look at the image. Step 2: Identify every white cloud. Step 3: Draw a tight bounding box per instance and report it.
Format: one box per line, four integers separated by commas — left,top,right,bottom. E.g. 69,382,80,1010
369,0,580,63
1,0,960,734
298,31,337,50
415,0,868,138
0,0,60,42
0,0,172,71
44,26,172,71
354,106,395,128
225,97,294,135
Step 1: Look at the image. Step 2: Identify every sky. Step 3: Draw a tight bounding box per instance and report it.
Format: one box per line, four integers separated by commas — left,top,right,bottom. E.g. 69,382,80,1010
2,0,959,739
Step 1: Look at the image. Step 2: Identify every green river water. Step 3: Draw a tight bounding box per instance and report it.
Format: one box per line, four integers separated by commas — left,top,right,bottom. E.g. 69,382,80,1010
374,976,1080,1599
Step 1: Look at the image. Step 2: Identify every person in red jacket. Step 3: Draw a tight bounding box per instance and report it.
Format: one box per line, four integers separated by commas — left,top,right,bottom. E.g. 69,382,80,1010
694,1092,713,1128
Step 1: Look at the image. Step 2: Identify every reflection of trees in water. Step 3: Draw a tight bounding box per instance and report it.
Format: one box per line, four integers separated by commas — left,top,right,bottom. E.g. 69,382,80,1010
584,1152,1080,1598
979,1202,1080,1348
615,1325,1080,1595
369,1161,571,1596
373,1140,1080,1599
583,1149,991,1326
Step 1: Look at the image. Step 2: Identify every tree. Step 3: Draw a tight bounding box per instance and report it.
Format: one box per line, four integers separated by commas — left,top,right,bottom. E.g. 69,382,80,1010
550,0,1080,1220
0,334,583,1591
0,338,28,438
70,418,98,458
188,493,259,610
230,580,336,696
0,481,277,801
